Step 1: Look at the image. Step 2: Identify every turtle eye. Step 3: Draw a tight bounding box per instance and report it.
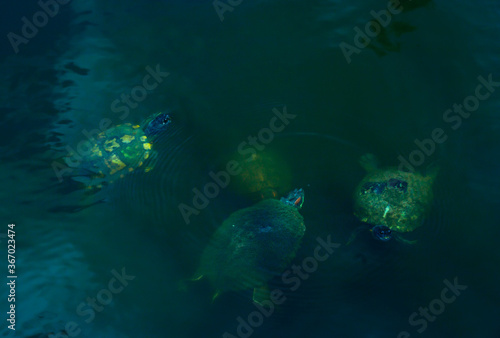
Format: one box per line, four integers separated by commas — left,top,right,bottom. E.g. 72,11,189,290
372,225,392,241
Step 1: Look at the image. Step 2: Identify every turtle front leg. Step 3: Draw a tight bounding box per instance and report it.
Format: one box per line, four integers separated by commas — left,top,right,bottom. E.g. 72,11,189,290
359,153,379,172
252,284,271,306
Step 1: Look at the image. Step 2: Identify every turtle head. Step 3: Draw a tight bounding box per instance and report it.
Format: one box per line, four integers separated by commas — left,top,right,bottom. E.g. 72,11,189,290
370,225,392,241
280,188,304,209
143,112,172,137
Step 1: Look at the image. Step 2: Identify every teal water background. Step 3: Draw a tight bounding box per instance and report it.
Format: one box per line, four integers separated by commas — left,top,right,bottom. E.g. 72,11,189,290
0,0,500,337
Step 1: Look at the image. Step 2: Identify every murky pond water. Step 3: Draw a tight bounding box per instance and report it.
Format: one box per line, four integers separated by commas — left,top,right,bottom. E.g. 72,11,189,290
0,0,499,337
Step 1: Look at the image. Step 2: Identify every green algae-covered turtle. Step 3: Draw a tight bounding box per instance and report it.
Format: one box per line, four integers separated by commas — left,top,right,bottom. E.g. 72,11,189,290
230,151,292,201
352,154,437,243
193,188,305,304
65,112,171,189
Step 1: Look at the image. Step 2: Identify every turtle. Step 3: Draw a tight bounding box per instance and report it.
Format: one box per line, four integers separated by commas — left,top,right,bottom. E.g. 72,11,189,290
192,188,305,305
230,150,292,201
351,153,438,243
365,0,434,57
65,112,172,189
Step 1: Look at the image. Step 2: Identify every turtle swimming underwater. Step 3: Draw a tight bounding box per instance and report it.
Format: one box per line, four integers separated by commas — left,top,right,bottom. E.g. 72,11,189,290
193,188,305,304
352,153,437,243
230,150,292,201
65,112,172,189
365,0,434,57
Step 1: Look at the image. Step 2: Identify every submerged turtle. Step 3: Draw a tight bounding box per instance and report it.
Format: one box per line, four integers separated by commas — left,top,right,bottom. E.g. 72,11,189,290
230,150,292,201
193,188,305,304
365,0,434,57
352,153,437,242
65,112,172,189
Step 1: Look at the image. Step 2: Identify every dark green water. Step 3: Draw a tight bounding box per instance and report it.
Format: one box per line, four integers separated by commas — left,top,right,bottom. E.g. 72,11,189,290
0,0,499,337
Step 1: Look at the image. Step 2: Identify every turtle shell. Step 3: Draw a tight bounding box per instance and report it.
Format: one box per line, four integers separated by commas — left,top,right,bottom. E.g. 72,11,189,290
79,123,153,185
197,198,305,294
353,168,435,233
231,151,292,200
